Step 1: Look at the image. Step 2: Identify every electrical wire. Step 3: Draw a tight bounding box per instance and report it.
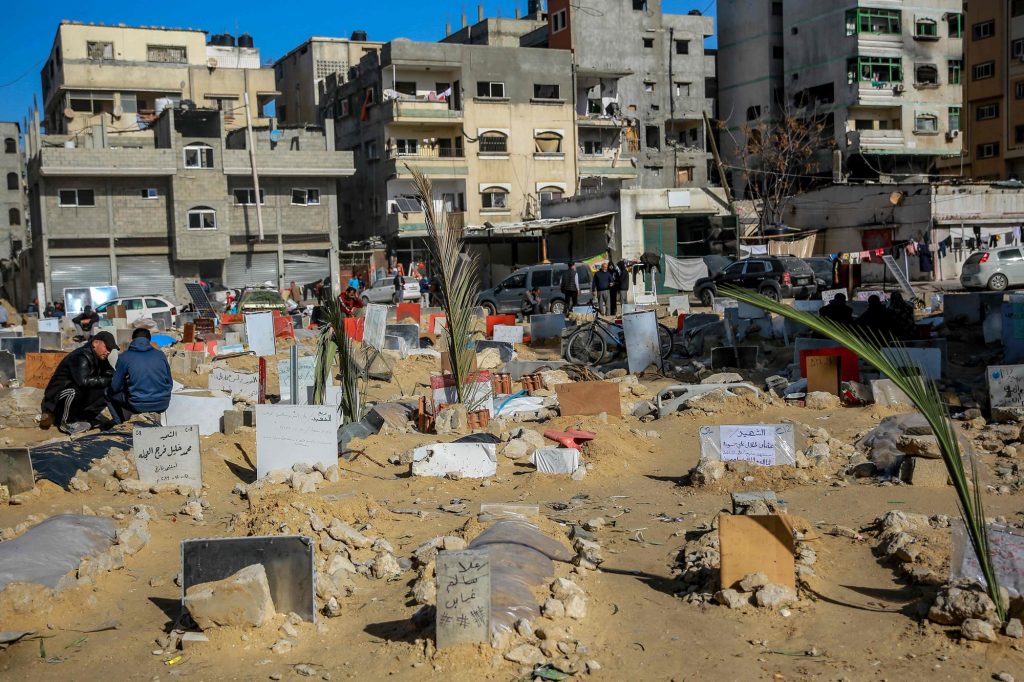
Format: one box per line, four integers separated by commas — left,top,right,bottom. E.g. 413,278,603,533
0,58,45,89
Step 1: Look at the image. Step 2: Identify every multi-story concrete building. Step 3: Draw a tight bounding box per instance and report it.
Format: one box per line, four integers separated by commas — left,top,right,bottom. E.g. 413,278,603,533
25,109,353,304
545,0,716,190
40,22,278,136
719,0,964,184
0,123,27,260
273,34,383,127
327,39,578,265
961,0,1024,180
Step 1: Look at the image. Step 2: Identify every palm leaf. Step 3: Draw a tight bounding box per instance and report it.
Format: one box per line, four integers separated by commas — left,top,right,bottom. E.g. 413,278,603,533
312,297,362,424
720,285,1006,623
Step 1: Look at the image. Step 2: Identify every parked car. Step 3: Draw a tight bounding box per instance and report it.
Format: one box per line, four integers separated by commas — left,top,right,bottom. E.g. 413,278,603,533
693,256,817,306
960,246,1024,291
804,257,837,296
95,295,178,325
236,288,288,314
478,263,594,315
361,277,422,304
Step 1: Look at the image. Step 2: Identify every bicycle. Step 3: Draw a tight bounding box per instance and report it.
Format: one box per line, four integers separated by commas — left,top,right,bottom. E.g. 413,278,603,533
564,305,674,366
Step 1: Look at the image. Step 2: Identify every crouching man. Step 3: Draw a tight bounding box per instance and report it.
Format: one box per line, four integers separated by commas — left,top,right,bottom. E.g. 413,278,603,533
107,328,173,424
40,331,117,435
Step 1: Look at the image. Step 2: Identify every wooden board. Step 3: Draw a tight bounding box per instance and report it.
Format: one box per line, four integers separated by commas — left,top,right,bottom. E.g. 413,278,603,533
555,381,621,417
806,355,841,396
24,352,68,389
718,514,795,591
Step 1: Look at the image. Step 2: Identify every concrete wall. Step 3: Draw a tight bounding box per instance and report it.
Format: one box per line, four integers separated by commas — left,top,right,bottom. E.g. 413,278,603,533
0,122,26,260
274,38,383,126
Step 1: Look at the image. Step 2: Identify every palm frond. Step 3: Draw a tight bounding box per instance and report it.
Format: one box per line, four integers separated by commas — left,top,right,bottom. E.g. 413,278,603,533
720,285,1006,622
312,297,362,424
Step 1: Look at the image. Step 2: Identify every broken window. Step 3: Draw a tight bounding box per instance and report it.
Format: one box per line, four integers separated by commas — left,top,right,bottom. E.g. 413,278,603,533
948,13,963,37
394,81,416,97
632,0,647,10
644,81,655,93
645,125,660,150
533,84,560,100
147,45,187,64
915,64,938,86
476,81,506,98
949,106,961,131
183,143,214,169
6,172,17,190
479,132,508,153
772,45,783,60
675,40,689,55
291,189,321,206
58,189,95,207
915,18,938,39
914,113,938,133
534,131,563,154
233,188,265,205
675,82,691,97
437,137,464,158
847,56,903,84
395,138,419,156
582,139,604,155
4,138,14,154
845,8,901,35
86,41,113,61
187,207,217,229
480,187,509,209
8,208,19,226
949,60,963,84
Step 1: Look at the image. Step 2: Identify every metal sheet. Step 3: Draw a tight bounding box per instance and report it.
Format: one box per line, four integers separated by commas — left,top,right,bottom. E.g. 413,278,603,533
117,255,175,300
50,257,112,300
225,253,280,289
622,309,661,374
282,251,330,288
0,337,37,359
181,536,316,622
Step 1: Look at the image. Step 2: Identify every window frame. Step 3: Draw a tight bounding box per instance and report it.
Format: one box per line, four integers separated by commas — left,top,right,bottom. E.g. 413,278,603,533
186,206,217,230
3,138,14,154
8,208,20,226
976,103,999,121
914,63,939,86
948,13,964,37
845,8,902,36
480,187,509,210
140,188,159,200
552,9,567,33
291,188,321,206
534,131,564,154
395,138,419,156
973,21,995,41
233,188,266,205
914,18,938,39
976,142,999,159
146,44,187,64
847,56,903,84
532,83,561,100
913,112,939,134
183,143,214,169
948,106,962,131
1013,39,1024,59
538,186,564,203
57,188,95,207
476,81,506,99
479,132,509,154
86,41,114,61
948,59,963,85
973,61,995,80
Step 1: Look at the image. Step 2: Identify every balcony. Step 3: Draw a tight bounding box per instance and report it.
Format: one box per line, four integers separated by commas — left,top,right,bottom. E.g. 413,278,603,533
223,149,355,177
386,210,465,237
576,113,625,128
846,129,905,153
578,152,637,178
387,147,468,178
383,99,463,125
36,147,177,176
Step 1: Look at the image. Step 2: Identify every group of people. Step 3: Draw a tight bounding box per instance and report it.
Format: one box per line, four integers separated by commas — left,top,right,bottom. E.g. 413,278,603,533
39,327,173,436
819,291,918,340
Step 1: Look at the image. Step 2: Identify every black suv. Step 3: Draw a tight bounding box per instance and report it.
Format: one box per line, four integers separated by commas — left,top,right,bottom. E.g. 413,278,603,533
693,256,817,306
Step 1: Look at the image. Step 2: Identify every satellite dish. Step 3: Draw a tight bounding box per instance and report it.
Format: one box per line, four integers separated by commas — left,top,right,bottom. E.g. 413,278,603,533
63,107,75,119
112,105,123,118
207,58,218,69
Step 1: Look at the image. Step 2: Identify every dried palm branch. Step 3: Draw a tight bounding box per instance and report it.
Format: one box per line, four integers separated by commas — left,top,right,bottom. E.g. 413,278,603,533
312,297,363,424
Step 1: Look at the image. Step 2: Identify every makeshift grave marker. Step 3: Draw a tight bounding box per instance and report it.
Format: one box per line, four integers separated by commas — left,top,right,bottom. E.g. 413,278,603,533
820,289,847,305
881,347,942,381
38,331,61,351
277,355,316,404
668,295,691,316
1,336,39,360
435,549,491,649
530,447,580,474
529,313,566,341
162,390,233,436
431,372,495,416
952,522,1024,598
411,442,497,478
806,355,841,396
988,365,1024,412
799,347,860,382
364,304,388,350
622,309,661,374
244,312,276,357
871,379,912,407
555,381,621,417
698,424,796,466
396,302,421,325
0,448,35,495
208,367,260,402
0,350,14,383
254,404,339,479
38,318,59,333
718,514,796,591
181,536,316,622
492,325,524,345
474,340,514,363
24,351,67,389
384,323,419,352
132,424,202,489
712,297,739,313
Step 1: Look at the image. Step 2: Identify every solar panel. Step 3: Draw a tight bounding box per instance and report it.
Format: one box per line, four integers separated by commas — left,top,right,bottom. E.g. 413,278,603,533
184,282,217,317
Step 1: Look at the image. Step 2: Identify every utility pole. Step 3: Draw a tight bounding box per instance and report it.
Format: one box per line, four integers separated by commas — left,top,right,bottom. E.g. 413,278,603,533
244,89,265,242
703,111,741,259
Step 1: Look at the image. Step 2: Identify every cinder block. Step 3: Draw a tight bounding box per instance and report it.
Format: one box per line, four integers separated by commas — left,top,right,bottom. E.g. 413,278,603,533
901,456,949,487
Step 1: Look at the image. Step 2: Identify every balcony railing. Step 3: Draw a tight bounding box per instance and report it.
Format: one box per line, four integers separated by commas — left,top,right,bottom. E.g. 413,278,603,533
387,146,465,160
384,98,463,122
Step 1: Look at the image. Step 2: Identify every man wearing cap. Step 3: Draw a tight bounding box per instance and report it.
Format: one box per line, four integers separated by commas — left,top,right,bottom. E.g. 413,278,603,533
39,331,117,435
106,328,173,424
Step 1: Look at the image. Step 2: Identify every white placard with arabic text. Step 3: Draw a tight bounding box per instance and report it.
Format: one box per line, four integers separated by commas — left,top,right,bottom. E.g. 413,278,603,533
255,404,339,479
132,424,202,488
698,423,796,467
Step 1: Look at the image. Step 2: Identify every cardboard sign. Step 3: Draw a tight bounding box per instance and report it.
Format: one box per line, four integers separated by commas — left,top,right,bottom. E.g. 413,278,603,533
24,352,67,389
244,312,276,357
555,381,621,417
364,304,388,350
492,325,524,344
277,356,316,405
254,404,339,479
718,514,795,591
0,448,35,495
436,549,491,649
208,367,260,402
806,355,841,396
799,348,860,382
988,365,1024,410
132,424,202,488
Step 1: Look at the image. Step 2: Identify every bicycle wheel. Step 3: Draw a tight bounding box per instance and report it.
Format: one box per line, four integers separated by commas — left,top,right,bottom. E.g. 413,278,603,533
657,324,675,360
566,327,607,365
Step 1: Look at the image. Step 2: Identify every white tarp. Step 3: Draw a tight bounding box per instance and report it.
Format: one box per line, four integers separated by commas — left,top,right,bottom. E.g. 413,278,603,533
662,255,708,292
410,443,497,478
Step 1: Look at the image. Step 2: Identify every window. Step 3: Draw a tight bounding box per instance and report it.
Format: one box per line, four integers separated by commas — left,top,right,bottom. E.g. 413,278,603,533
582,139,604,155
1015,0,1024,17
949,106,961,131
772,45,783,60
532,269,552,288
645,125,660,150
395,138,419,156
948,13,963,37
183,143,214,169
977,142,999,159
914,113,938,133
437,137,464,158
771,1,782,16
9,208,19,226
1017,82,1024,99
187,207,217,229
948,59,963,85
644,80,655,93
502,273,527,290
233,188,265,205
915,18,938,39
675,40,689,55
3,138,14,154
87,41,113,61
58,189,95,207
533,84,560,100
977,103,999,120
915,64,938,86
1013,39,1024,59
643,38,654,49
632,0,646,10
1000,249,1023,261
534,131,563,154
845,8,901,35
1017,126,1024,145
538,186,563,203
973,21,995,40
394,81,416,97
746,261,767,275
6,172,17,190
847,56,903,83
145,299,166,309
973,61,995,80
479,132,508,154
476,81,506,98
552,9,567,33
147,45,186,63
291,188,321,205
140,188,158,199
480,187,509,210
675,82,691,97
365,140,379,161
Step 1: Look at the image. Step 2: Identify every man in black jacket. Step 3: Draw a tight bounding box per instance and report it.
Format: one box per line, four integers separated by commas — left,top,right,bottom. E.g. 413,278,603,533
39,331,117,435
559,262,579,314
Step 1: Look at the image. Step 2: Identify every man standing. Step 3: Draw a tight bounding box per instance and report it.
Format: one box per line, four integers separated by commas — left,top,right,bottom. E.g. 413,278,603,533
608,261,622,317
593,263,613,316
393,270,405,303
107,328,173,424
73,305,100,336
289,280,303,304
39,331,117,434
559,262,580,314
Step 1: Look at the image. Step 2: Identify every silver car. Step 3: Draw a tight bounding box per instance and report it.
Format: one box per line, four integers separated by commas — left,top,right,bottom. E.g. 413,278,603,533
360,277,422,304
960,246,1024,291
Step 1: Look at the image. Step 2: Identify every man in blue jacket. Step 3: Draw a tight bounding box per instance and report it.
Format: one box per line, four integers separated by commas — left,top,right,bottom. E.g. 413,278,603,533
107,328,173,423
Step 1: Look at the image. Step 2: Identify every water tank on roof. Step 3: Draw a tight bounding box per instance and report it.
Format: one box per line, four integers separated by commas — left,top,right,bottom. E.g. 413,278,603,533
237,33,254,48
351,30,368,41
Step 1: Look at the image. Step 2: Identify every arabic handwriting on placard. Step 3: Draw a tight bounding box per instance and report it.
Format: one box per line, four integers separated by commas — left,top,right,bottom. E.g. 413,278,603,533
437,550,490,642
719,425,777,466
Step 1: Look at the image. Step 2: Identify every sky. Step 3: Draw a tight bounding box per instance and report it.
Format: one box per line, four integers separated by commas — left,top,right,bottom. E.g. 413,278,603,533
0,1,716,129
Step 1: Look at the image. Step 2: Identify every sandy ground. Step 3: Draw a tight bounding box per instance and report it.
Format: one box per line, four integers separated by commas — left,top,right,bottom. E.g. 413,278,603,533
1,336,1023,681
